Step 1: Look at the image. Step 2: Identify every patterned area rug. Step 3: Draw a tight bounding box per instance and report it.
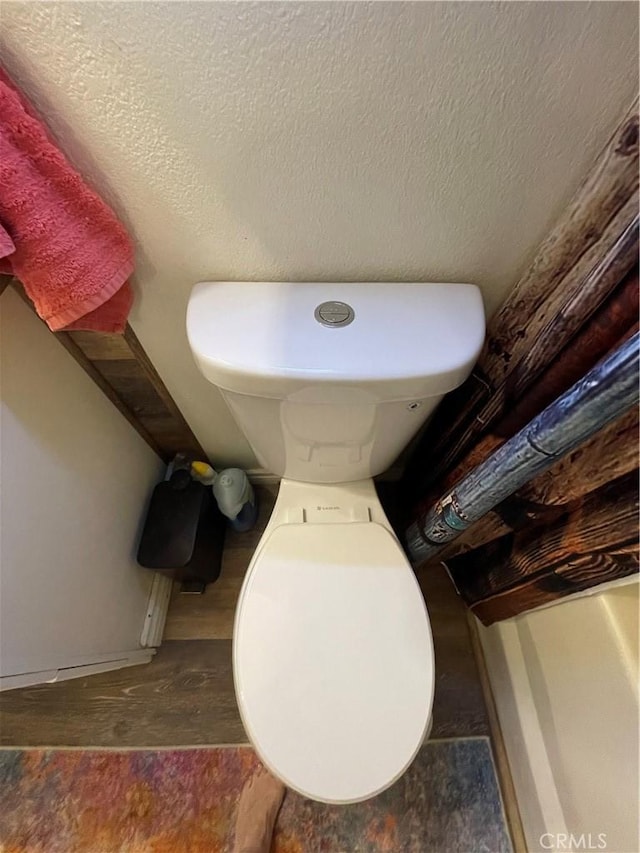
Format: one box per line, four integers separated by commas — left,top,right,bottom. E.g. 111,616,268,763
0,738,512,853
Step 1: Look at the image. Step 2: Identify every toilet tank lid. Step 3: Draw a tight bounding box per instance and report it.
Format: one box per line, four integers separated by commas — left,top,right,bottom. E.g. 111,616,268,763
187,282,485,397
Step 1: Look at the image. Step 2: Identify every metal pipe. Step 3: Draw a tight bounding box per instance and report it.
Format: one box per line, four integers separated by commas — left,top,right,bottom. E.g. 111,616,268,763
406,331,640,565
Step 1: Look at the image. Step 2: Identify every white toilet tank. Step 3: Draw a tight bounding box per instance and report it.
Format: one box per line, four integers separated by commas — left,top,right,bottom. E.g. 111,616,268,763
187,282,485,483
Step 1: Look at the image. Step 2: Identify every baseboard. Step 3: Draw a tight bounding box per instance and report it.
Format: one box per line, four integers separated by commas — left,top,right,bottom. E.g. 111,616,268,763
0,649,156,691
140,572,173,647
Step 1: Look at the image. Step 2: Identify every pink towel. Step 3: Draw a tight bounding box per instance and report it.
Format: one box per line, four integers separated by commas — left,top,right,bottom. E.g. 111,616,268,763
0,67,133,332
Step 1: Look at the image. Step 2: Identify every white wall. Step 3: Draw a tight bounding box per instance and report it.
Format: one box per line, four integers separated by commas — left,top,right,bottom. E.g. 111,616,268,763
479,579,639,853
1,2,637,467
0,289,164,682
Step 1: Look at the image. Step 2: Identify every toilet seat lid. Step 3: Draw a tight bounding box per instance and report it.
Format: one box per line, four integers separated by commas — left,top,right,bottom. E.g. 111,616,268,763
234,522,434,803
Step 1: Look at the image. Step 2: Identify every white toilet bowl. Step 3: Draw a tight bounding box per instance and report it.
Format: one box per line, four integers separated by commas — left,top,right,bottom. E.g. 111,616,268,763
187,280,485,803
233,478,435,804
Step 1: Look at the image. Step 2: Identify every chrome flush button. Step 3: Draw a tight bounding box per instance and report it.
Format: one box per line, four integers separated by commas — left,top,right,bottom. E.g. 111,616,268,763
314,301,355,328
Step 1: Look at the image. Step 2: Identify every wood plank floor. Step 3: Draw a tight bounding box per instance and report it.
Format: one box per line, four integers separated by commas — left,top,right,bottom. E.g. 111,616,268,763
0,641,244,747
163,485,278,640
0,484,488,746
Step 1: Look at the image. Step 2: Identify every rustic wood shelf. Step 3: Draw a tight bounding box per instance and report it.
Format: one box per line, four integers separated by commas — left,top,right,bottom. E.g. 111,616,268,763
2,275,208,464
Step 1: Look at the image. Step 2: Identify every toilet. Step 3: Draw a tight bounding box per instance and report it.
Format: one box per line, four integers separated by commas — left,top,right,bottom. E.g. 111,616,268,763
187,281,485,804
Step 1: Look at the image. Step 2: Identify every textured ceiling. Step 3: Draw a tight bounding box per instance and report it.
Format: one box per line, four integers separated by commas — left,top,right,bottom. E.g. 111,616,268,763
1,2,638,467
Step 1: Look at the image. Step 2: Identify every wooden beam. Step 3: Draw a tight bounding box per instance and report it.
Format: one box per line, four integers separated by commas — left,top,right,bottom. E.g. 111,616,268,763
497,267,639,436
445,470,639,625
427,406,639,564
468,551,638,626
404,99,639,497
415,266,639,513
518,405,639,506
433,512,511,562
0,274,12,297
5,279,209,463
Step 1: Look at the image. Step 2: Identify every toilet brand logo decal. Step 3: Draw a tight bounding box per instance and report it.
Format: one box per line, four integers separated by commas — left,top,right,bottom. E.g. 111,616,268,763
316,506,340,511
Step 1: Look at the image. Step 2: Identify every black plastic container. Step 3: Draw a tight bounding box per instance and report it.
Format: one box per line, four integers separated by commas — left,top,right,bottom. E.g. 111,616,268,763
137,469,226,587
